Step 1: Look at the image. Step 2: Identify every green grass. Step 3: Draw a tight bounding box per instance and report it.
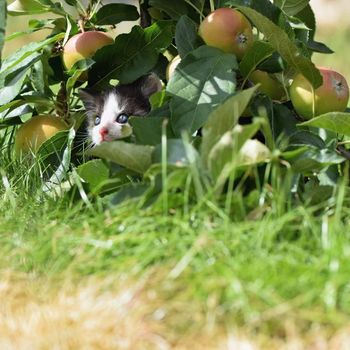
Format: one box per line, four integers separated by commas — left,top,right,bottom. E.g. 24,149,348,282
1,155,350,347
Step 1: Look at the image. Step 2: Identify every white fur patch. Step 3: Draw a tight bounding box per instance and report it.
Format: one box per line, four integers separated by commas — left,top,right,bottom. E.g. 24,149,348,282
102,92,124,124
91,92,132,145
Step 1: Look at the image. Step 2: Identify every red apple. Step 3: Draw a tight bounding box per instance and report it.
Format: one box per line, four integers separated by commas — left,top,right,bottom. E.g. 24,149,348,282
198,7,253,59
290,67,349,119
62,31,114,70
249,70,286,101
14,115,68,154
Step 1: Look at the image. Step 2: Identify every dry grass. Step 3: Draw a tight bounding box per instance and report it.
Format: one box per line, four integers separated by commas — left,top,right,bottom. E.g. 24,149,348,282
0,270,350,350
0,271,255,350
0,271,166,350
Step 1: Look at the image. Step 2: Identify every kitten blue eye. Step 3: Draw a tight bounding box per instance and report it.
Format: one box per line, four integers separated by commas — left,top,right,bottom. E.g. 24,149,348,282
94,116,101,126
116,114,129,124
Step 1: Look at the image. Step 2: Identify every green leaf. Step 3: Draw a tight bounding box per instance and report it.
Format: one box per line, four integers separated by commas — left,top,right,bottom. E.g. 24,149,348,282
67,58,95,76
89,21,173,87
41,128,76,194
31,58,49,95
274,0,310,16
0,103,32,119
38,129,72,163
36,128,75,187
0,0,6,64
0,68,28,105
149,0,188,19
87,142,154,174
167,46,237,136
107,183,149,206
77,159,110,193
66,58,95,97
0,51,41,85
21,92,53,107
220,0,282,24
299,112,350,136
239,41,275,78
257,52,285,73
307,40,333,54
201,86,258,167
288,130,325,149
238,6,322,88
0,116,22,129
270,103,298,141
94,4,139,25
285,146,345,173
175,16,202,58
0,50,45,106
0,100,25,113
295,4,315,40
129,116,175,146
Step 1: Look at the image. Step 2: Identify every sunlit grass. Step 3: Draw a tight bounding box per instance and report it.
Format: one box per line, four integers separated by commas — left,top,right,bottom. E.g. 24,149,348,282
1,162,350,348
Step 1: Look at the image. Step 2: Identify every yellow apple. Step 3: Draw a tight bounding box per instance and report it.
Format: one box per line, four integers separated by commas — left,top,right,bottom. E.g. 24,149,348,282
249,70,286,101
14,115,68,154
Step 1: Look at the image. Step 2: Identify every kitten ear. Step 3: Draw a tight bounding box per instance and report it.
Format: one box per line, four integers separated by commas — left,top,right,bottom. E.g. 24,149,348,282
139,73,162,98
79,89,99,111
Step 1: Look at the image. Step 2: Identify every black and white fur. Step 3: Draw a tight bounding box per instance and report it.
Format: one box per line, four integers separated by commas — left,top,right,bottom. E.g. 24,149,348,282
79,73,162,145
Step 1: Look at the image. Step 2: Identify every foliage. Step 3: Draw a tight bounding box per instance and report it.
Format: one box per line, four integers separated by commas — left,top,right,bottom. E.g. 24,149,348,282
0,0,350,216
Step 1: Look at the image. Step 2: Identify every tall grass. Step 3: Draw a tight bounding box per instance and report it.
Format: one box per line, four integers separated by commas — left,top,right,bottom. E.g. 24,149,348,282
1,141,350,347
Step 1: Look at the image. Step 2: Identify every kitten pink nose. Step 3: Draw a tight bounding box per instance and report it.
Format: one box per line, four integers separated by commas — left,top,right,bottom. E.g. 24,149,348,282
99,127,109,141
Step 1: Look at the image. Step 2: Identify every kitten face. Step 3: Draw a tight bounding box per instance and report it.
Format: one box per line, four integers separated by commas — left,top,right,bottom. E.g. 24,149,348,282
79,74,162,145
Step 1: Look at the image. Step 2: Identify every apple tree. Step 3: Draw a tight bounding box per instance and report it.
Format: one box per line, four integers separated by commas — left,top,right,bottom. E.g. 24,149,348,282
0,0,349,207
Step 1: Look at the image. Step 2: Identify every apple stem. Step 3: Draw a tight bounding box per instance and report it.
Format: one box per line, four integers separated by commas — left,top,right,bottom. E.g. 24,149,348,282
78,19,85,33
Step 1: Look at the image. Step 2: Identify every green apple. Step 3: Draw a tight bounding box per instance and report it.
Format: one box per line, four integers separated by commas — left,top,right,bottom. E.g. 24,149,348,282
290,67,349,119
15,115,68,154
249,70,286,101
166,55,181,81
198,7,253,59
62,31,114,71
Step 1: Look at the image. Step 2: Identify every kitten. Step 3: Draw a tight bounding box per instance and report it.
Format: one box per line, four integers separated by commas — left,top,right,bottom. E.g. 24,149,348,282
79,73,162,145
